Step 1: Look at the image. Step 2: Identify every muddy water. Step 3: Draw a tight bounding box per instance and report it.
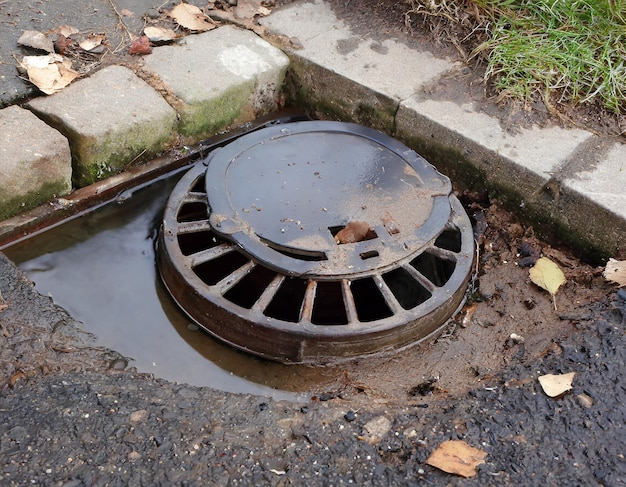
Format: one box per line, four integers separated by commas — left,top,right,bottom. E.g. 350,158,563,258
4,172,341,400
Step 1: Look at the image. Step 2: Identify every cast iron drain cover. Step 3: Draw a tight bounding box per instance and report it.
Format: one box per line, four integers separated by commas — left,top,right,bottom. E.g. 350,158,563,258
157,121,474,363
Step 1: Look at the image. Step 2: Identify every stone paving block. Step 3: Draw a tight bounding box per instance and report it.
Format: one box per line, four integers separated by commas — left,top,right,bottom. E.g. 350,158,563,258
0,106,71,220
262,1,452,132
261,1,453,101
27,65,178,187
565,141,626,220
396,97,591,196
142,26,289,140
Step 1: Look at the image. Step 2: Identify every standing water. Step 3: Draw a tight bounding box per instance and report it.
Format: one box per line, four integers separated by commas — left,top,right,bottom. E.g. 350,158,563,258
4,171,339,400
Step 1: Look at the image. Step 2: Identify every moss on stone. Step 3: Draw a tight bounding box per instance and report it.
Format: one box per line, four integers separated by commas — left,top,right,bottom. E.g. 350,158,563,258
0,180,70,220
177,82,254,140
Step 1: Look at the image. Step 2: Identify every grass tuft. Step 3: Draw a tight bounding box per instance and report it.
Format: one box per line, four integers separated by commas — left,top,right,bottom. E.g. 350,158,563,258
405,0,626,113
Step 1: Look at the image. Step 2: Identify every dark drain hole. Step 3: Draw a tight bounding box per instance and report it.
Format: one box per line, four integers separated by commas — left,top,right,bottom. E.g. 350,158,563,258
312,281,348,325
260,237,328,261
410,252,456,287
360,250,379,260
194,250,249,286
264,277,308,323
190,174,206,193
177,202,208,222
383,267,432,310
177,231,222,256
435,227,462,252
224,264,277,309
351,277,393,322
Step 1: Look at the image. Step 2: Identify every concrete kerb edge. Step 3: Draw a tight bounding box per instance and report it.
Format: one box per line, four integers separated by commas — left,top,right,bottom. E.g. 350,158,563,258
1,25,624,261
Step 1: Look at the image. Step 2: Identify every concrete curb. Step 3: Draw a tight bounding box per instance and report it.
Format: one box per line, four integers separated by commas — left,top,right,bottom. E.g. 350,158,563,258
0,1,624,260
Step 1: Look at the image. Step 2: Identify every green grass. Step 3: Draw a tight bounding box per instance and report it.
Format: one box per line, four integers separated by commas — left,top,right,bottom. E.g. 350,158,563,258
406,0,626,113
473,0,626,113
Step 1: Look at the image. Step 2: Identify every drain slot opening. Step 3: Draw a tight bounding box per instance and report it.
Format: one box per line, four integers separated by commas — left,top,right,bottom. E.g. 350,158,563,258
177,231,221,256
350,277,393,322
410,251,456,287
193,250,249,286
264,277,307,323
383,267,432,310
435,227,462,252
312,281,348,325
223,264,277,309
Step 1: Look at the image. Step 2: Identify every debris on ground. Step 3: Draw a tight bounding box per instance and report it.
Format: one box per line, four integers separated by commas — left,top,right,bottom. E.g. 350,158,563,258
604,258,626,287
426,440,487,478
529,257,566,310
538,372,576,397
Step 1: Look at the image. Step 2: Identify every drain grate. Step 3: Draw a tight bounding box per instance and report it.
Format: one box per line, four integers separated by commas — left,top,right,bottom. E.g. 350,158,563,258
157,121,474,363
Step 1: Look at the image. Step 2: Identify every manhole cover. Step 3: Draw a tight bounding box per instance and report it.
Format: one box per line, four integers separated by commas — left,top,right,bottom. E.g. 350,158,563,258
157,121,474,363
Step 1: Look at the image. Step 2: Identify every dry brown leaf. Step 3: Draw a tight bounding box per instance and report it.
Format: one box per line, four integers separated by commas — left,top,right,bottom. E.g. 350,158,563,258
426,440,487,478
54,25,80,37
79,33,106,52
18,30,55,53
144,26,180,43
120,8,134,16
17,54,79,95
529,257,566,310
235,0,271,20
168,3,216,31
603,259,626,287
538,372,575,397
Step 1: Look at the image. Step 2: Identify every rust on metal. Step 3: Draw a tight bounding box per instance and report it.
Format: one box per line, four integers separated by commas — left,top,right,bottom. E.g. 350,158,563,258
157,121,475,364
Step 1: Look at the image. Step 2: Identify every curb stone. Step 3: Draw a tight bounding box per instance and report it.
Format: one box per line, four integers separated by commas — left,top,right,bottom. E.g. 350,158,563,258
0,106,72,220
0,2,624,258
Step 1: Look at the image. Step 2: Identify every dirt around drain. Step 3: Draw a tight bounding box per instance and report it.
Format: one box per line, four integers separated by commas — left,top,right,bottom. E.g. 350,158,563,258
0,192,613,408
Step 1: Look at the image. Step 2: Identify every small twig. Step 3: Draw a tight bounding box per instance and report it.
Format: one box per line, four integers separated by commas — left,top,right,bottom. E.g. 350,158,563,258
107,0,133,52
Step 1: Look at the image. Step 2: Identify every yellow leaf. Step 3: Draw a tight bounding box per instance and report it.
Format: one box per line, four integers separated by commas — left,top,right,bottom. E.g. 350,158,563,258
538,372,575,397
426,440,487,478
529,257,566,310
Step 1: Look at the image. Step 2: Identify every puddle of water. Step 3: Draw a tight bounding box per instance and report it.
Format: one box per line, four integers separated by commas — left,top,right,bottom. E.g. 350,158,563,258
4,170,342,400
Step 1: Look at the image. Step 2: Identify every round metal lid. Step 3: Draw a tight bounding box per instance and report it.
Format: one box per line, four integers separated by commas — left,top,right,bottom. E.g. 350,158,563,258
158,121,475,364
205,121,452,277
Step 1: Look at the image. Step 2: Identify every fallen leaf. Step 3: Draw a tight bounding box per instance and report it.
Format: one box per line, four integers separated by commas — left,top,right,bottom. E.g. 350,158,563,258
334,221,375,244
54,34,73,54
144,26,180,43
17,54,79,94
120,8,134,16
529,257,566,310
538,372,575,397
79,33,106,52
18,30,55,53
426,440,487,478
235,0,271,19
603,258,626,287
53,25,80,37
128,36,152,55
168,2,216,31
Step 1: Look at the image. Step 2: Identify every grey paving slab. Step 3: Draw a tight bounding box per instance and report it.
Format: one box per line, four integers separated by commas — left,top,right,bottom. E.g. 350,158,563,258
397,97,591,192
27,65,177,187
142,26,289,139
261,1,453,101
565,141,626,220
0,106,71,219
0,0,208,107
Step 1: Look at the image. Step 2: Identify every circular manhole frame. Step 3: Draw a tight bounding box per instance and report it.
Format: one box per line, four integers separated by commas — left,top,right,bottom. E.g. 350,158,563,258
157,121,475,364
